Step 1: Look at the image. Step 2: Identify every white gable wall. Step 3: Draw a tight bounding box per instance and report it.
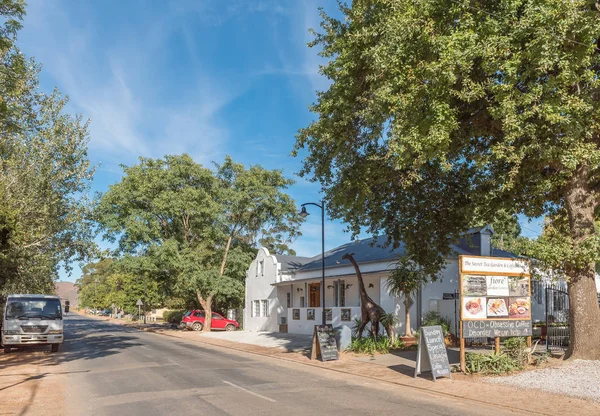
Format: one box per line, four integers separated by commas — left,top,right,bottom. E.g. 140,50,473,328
244,248,282,332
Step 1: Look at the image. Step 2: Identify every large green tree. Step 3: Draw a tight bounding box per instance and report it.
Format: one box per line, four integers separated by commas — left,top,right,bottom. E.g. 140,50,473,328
0,0,95,297
295,0,600,359
76,258,162,315
96,155,302,331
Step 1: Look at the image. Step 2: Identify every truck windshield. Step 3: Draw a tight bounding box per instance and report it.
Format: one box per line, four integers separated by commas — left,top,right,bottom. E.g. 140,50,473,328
5,298,62,319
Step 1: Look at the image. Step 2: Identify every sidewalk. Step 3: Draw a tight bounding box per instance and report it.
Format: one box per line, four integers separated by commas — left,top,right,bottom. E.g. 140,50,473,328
90,315,600,415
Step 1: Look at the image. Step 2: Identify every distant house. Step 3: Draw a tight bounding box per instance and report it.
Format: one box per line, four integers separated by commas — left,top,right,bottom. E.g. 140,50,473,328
244,226,600,335
55,281,79,310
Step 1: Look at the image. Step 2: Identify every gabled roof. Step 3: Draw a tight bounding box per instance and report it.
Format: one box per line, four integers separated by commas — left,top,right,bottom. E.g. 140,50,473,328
296,233,518,272
491,247,520,258
274,254,311,272
297,235,404,271
465,225,494,235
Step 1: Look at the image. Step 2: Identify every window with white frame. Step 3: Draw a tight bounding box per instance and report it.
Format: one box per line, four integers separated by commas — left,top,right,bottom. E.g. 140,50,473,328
254,300,260,317
261,299,269,317
258,260,264,276
286,292,291,308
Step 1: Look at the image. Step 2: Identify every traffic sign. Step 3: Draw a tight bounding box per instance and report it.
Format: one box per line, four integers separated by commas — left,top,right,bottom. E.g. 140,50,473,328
136,299,143,306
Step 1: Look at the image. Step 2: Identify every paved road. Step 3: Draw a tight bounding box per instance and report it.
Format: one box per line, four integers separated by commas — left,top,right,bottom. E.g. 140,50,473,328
60,314,513,416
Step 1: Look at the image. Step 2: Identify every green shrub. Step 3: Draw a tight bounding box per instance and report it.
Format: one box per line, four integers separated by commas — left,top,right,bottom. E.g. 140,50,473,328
380,313,399,329
422,311,452,336
351,317,367,338
163,309,186,324
465,352,523,375
347,336,405,355
503,337,528,365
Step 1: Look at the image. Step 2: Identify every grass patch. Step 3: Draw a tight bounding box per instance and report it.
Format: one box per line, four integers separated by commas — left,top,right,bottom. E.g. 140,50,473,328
465,352,524,375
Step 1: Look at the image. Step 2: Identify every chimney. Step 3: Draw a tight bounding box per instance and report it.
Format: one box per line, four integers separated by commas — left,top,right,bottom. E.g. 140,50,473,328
480,226,492,256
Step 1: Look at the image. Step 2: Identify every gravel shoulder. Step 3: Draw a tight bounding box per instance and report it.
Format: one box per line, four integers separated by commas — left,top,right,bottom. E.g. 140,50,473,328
0,346,67,416
487,359,600,403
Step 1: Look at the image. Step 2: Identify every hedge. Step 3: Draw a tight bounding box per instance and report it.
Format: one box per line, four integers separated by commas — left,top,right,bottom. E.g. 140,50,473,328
163,310,186,324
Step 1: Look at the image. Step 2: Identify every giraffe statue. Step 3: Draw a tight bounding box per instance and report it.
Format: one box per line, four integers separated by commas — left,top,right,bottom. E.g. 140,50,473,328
342,253,395,342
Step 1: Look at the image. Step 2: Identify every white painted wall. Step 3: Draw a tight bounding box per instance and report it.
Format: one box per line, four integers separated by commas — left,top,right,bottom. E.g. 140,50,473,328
244,248,281,332
287,307,362,335
244,237,588,336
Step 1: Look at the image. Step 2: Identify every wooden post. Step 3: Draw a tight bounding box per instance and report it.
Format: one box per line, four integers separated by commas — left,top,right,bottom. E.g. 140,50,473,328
495,337,500,354
310,326,319,360
526,336,532,348
459,321,466,373
459,256,465,373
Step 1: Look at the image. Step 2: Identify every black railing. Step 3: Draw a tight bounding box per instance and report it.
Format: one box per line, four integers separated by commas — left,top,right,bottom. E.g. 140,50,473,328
545,285,569,353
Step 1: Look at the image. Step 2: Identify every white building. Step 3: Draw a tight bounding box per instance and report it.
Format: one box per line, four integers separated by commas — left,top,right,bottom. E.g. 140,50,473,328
244,226,600,335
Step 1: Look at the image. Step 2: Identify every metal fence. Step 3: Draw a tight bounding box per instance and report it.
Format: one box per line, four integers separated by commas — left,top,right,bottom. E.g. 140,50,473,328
544,285,569,353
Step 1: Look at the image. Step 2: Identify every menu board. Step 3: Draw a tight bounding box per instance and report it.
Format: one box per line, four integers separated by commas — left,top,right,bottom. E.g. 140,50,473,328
461,276,530,320
459,256,531,339
414,326,452,381
311,324,339,362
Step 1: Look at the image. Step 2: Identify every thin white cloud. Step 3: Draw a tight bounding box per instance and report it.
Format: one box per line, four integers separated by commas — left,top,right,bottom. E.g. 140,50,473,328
19,0,235,168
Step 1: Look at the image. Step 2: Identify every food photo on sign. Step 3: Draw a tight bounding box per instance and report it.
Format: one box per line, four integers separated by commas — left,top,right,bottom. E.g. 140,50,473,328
508,297,531,319
486,298,509,317
462,297,486,319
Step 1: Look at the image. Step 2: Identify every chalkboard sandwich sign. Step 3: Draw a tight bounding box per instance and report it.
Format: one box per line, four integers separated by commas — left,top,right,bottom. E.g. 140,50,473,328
414,325,452,381
311,324,339,362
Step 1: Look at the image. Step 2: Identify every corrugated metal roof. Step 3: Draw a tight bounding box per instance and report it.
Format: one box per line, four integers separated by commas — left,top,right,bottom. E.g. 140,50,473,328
296,234,517,272
274,254,312,271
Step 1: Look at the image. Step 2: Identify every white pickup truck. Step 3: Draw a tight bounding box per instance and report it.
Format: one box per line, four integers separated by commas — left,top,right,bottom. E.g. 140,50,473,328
2,294,64,353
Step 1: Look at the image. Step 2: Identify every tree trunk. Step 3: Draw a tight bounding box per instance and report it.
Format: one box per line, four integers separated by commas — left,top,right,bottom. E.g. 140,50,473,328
219,234,233,276
404,296,412,337
385,323,396,344
564,165,600,360
197,291,213,332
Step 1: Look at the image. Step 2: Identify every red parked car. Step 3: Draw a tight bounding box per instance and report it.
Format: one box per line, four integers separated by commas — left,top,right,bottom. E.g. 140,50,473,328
181,310,239,331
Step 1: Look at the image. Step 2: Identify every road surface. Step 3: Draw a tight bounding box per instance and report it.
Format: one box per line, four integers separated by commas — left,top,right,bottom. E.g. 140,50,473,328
58,314,512,416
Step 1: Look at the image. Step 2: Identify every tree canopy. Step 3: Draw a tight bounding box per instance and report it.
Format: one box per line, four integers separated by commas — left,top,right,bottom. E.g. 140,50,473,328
295,0,600,359
0,0,95,298
95,154,302,329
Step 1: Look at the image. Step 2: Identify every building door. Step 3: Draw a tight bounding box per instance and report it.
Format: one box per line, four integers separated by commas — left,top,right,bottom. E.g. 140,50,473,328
309,283,321,307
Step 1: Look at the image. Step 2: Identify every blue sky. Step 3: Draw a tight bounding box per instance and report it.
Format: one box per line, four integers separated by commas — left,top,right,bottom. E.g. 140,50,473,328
17,0,542,282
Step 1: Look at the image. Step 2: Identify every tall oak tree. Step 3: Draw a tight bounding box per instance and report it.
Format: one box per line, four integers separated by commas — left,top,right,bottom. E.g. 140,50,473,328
295,0,600,359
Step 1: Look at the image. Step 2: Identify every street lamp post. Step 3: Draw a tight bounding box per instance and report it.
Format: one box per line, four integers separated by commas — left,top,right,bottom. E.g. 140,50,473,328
299,200,326,325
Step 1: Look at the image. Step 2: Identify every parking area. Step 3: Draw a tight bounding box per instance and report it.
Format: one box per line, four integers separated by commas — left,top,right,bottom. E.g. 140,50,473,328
200,330,313,352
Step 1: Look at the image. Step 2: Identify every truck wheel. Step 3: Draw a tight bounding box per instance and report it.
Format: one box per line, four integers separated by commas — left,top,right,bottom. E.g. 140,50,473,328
225,324,236,331
3,346,11,353
192,322,203,331
51,344,60,353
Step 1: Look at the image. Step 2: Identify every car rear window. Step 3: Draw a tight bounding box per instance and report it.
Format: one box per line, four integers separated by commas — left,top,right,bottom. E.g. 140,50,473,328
183,311,191,317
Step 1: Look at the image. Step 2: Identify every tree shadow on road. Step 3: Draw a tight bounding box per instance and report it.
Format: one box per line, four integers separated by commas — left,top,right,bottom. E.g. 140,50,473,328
0,315,143,370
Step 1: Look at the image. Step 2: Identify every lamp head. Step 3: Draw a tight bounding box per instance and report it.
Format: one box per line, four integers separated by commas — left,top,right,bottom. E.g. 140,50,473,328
299,206,309,218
